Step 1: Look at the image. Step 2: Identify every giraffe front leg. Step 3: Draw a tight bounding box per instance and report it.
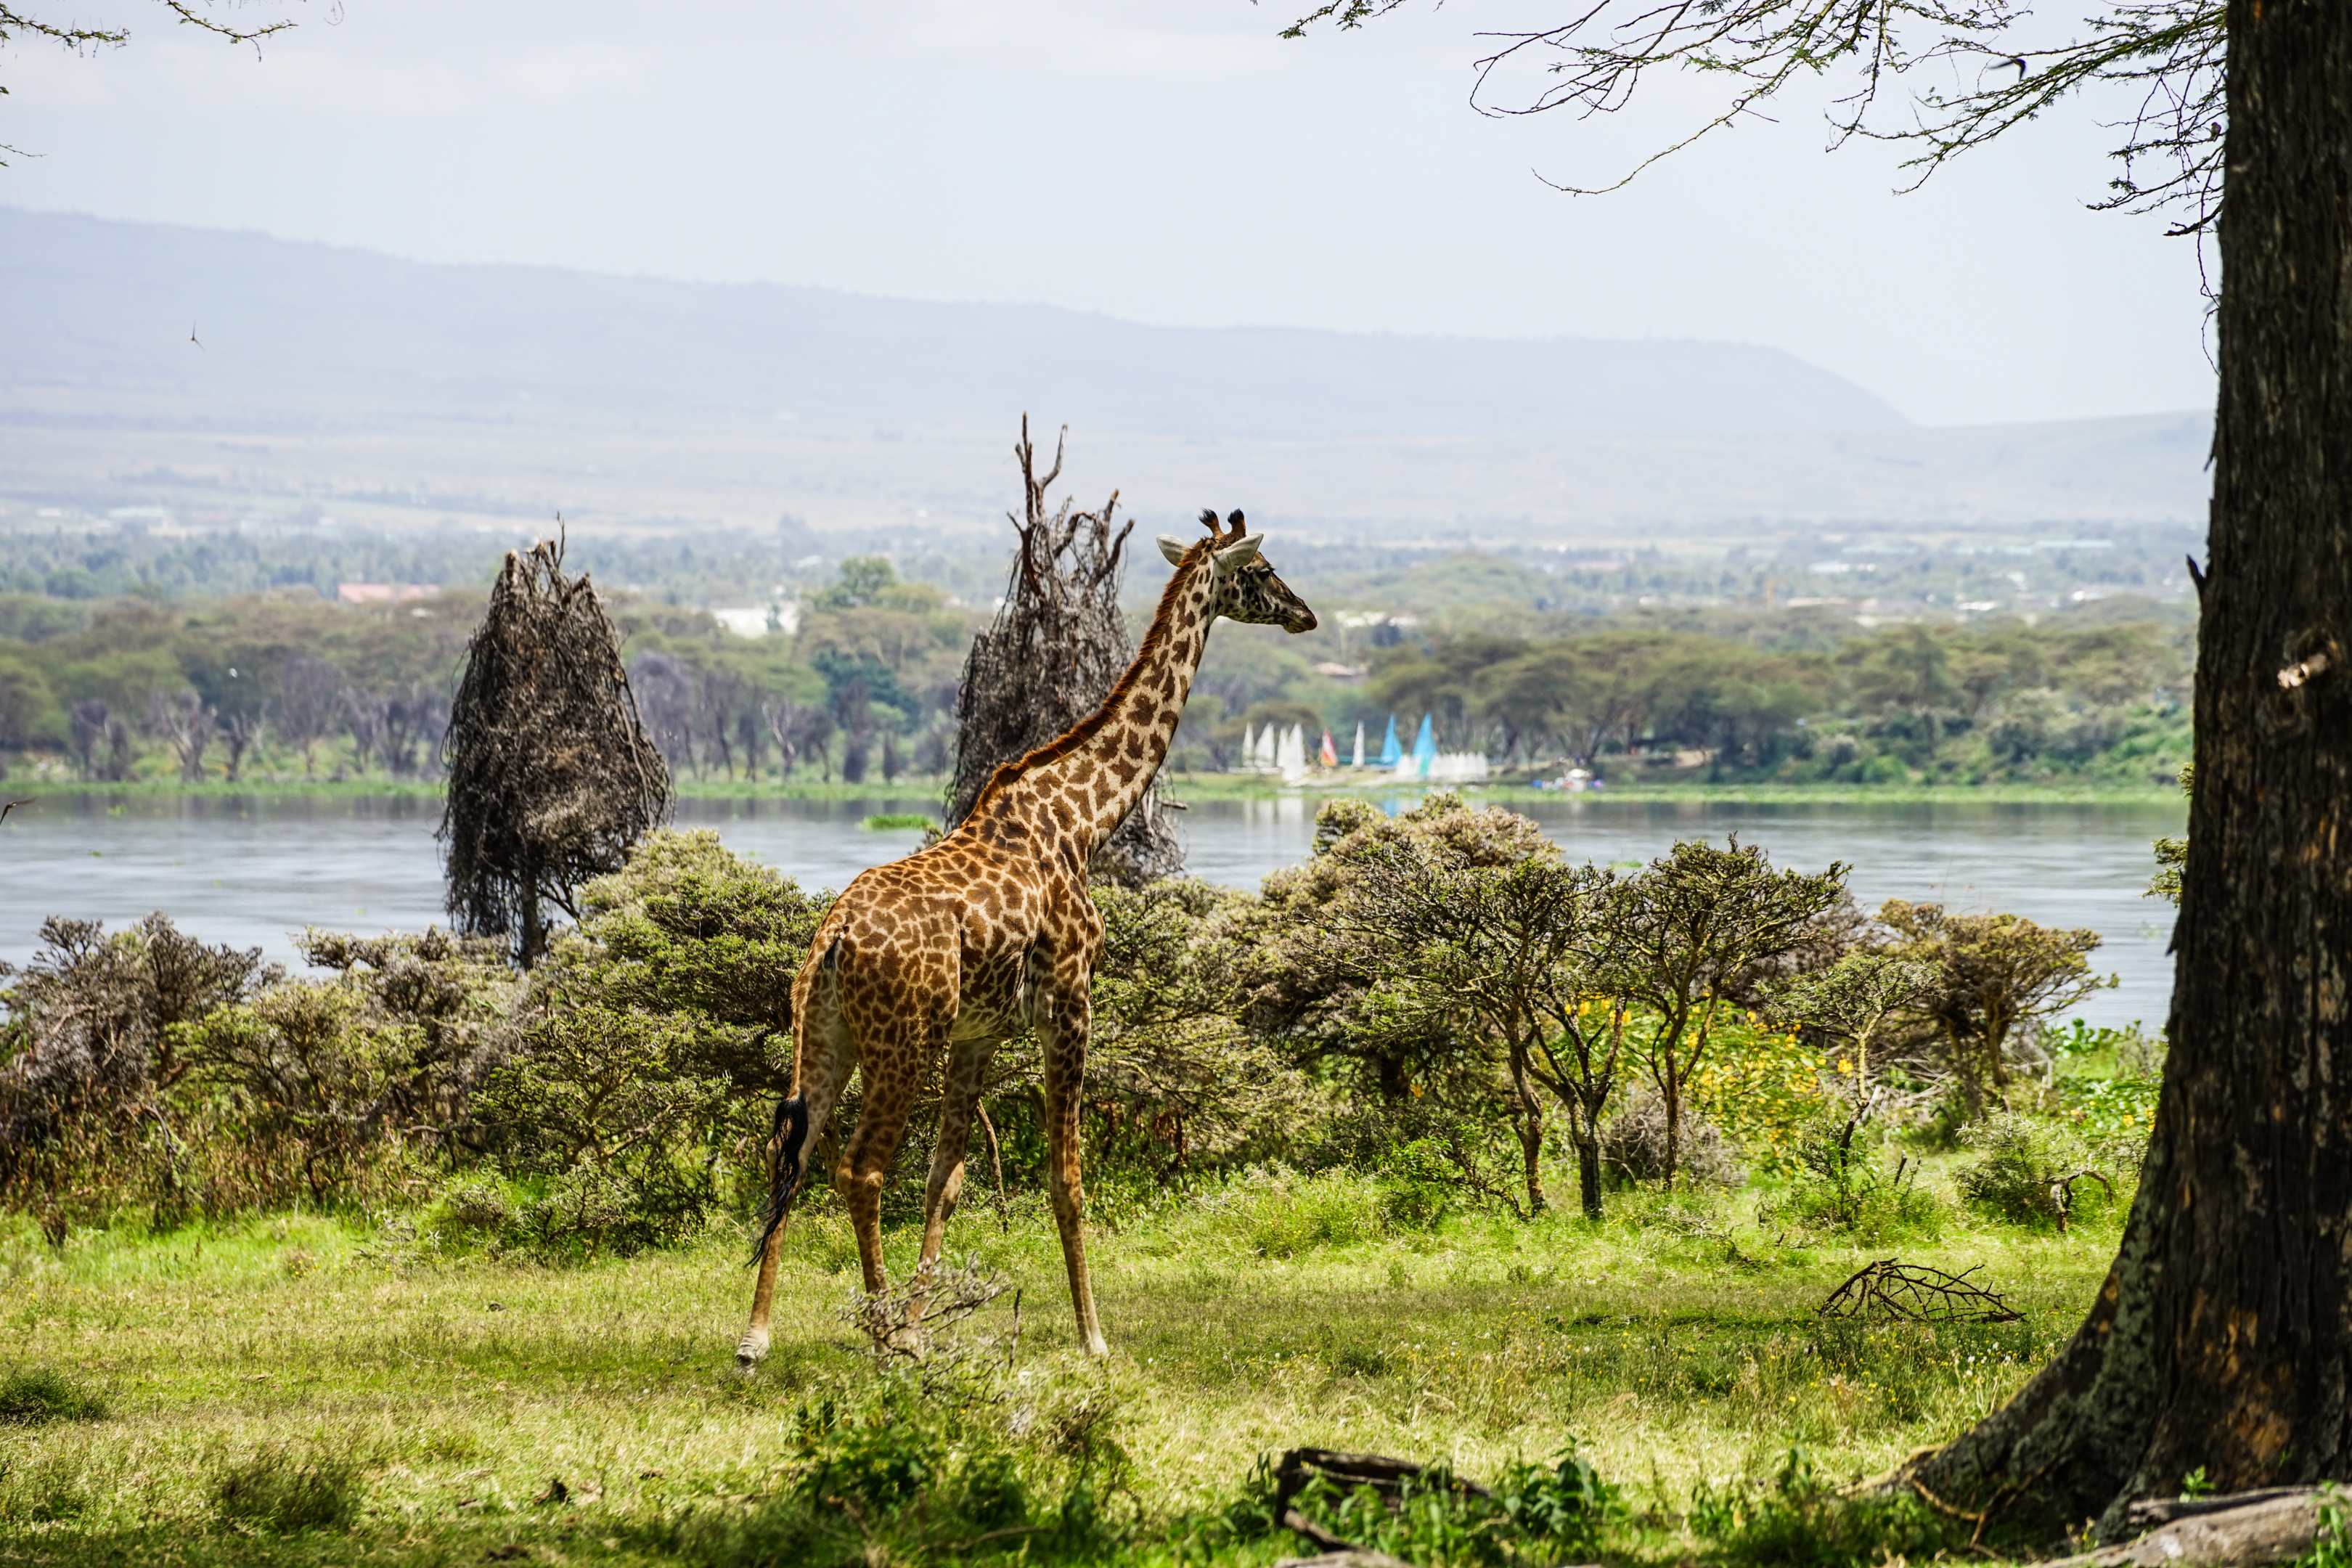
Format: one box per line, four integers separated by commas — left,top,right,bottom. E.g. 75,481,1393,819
1039,994,1108,1357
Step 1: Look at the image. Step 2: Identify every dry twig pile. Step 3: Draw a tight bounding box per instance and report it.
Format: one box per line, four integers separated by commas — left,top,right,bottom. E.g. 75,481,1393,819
441,536,671,965
946,418,1183,886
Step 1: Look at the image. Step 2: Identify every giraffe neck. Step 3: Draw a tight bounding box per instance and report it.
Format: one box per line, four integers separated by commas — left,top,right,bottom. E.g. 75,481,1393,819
972,551,1217,863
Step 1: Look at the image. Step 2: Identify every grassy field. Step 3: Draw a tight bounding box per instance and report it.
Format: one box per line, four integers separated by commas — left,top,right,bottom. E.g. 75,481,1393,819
0,1164,2118,1566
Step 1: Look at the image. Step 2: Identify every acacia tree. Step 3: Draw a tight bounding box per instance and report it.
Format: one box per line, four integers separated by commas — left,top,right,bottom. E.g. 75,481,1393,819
441,539,670,968
1291,0,2352,1543
1595,838,1848,1188
1342,840,1614,1216
1879,900,2114,1114
1773,948,1936,1097
1247,794,1565,1211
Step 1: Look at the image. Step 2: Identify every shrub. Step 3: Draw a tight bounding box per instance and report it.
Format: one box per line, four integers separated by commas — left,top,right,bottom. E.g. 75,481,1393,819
0,1364,107,1424
1191,1168,1379,1257
1773,1112,1946,1238
0,914,275,1221
652,1354,1130,1568
476,831,828,1254
1956,1111,2121,1228
425,1172,520,1246
1275,1446,1622,1568
1600,1091,1744,1188
160,927,514,1215
481,1005,735,1257
211,1445,363,1532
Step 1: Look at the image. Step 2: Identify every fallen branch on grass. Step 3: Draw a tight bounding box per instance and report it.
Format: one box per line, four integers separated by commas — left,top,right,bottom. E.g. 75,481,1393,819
1815,1259,2022,1323
839,1258,1017,1365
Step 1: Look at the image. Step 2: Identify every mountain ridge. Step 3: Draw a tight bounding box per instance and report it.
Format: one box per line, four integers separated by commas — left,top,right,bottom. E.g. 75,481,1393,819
0,205,1908,441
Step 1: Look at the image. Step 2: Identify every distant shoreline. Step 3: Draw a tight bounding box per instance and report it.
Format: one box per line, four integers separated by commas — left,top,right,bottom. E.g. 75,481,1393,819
0,775,2184,809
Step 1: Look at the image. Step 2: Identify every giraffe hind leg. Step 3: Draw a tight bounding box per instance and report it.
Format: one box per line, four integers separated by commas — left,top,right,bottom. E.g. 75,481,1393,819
736,960,854,1373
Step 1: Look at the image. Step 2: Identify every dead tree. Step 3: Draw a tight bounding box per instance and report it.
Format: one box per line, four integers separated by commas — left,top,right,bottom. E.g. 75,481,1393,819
945,418,1184,887
440,536,670,966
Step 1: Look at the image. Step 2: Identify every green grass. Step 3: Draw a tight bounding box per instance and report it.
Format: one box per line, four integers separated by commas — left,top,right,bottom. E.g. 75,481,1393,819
0,1165,2119,1565
862,812,939,831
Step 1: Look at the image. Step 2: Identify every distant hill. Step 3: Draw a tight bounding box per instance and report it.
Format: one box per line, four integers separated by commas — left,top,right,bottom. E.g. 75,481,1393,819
0,208,2208,541
0,206,1903,441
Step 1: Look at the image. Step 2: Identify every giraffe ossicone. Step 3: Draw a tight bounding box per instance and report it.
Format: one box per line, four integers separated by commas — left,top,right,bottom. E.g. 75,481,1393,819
735,507,1315,1368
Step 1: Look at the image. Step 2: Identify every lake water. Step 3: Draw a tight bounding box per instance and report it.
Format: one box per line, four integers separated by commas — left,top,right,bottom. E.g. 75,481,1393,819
1,791,2184,1030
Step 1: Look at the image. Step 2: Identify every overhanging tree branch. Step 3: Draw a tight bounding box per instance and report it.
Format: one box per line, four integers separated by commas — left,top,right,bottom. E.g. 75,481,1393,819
1279,0,2226,231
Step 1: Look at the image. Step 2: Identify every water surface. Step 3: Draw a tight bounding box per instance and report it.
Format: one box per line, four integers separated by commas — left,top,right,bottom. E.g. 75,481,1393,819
1,791,2181,1029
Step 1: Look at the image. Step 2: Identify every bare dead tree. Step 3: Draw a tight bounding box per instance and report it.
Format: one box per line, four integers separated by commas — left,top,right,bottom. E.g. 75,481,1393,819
271,655,345,779
440,536,671,967
946,417,1183,887
378,681,448,779
147,688,215,783
68,701,124,782
628,652,698,780
342,687,387,780
220,709,264,783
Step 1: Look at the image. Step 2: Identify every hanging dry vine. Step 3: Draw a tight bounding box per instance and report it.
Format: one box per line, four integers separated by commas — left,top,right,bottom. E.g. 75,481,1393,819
1816,1258,2022,1323
440,534,671,966
944,417,1184,887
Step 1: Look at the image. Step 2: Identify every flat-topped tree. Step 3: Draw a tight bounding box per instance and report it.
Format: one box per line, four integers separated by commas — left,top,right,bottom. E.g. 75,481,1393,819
441,537,670,968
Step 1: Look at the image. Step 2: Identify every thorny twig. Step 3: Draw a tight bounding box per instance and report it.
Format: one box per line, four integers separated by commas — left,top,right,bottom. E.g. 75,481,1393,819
840,1257,1019,1369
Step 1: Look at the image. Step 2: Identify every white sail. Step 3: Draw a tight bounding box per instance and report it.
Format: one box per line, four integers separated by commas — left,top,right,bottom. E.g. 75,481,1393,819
1278,723,1308,783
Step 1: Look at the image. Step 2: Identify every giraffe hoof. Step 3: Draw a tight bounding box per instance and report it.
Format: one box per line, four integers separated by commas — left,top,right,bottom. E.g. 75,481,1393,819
735,1327,770,1374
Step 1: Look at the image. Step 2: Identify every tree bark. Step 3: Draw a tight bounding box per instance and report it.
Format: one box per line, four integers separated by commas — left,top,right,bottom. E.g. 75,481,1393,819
1508,1047,1548,1214
1915,2,2352,1543
1574,1124,1604,1220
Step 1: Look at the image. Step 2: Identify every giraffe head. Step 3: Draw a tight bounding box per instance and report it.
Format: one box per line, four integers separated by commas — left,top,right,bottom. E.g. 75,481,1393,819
1157,509,1317,633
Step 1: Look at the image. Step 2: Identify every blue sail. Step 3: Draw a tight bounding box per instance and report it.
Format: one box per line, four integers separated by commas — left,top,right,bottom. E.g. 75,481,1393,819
1412,714,1437,772
1379,715,1402,767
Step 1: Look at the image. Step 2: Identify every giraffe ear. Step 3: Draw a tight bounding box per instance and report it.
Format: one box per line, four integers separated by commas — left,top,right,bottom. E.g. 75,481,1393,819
1157,535,1191,566
1212,534,1264,573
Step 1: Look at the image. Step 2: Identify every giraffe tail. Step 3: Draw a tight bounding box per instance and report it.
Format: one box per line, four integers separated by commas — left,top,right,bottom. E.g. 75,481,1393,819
748,1092,812,1267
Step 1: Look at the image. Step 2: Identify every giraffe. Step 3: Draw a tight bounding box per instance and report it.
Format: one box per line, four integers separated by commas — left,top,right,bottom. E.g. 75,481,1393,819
735,507,1315,1367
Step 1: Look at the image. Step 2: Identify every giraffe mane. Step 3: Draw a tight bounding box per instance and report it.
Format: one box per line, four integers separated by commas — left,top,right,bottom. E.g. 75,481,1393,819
962,536,1218,817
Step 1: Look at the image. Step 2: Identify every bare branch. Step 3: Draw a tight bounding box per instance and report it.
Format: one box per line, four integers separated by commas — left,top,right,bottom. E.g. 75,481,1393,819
1282,0,2226,232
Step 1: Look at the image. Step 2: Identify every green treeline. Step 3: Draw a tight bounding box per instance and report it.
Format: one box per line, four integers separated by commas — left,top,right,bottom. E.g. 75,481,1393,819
0,564,2189,790
1336,618,2190,786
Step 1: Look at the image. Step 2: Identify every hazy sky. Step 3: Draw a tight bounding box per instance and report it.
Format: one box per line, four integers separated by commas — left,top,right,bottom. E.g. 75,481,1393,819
2,1,2214,428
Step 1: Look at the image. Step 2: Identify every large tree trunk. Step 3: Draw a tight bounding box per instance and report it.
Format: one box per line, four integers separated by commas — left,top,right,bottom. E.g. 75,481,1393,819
1914,2,2352,1543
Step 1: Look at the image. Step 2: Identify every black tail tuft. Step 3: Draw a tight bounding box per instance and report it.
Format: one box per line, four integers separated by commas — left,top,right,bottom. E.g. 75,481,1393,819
748,1095,811,1267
